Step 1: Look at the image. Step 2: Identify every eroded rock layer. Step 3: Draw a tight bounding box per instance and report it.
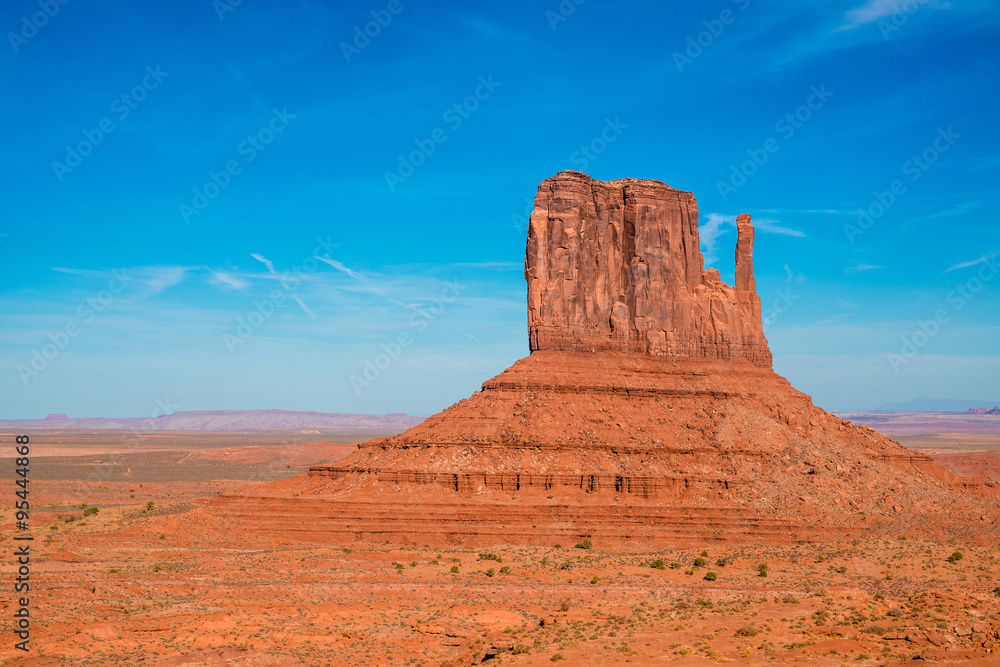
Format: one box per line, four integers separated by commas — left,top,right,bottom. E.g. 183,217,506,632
208,172,1000,548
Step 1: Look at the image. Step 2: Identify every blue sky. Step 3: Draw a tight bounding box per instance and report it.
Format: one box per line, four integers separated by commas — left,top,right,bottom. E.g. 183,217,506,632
2,0,998,418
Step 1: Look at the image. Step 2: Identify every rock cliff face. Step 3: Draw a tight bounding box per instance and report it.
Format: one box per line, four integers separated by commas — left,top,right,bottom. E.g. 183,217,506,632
526,171,771,366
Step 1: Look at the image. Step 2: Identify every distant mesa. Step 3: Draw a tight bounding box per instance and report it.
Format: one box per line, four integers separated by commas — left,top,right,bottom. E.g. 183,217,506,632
969,407,1000,415
210,171,1000,548
0,410,425,432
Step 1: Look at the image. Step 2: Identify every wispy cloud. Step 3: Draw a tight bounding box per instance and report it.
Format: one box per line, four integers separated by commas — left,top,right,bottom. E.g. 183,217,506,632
844,262,886,275
315,255,368,282
144,267,188,295
756,208,850,215
944,252,998,274
699,213,734,266
753,218,807,238
911,200,981,222
251,253,315,318
838,0,949,31
210,271,248,291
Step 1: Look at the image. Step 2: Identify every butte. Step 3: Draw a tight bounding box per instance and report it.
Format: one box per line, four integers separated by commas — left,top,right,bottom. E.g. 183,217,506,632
210,171,999,548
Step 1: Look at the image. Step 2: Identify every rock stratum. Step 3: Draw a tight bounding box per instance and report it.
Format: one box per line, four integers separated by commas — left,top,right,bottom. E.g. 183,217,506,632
209,171,999,548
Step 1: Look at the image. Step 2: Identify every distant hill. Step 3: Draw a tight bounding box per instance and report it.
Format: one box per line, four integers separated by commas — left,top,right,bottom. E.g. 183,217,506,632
0,410,425,431
872,397,1000,412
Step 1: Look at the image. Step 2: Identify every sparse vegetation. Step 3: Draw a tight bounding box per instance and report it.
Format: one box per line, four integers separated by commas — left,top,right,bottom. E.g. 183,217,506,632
757,563,768,577
450,565,459,574
735,623,759,637
574,539,592,549
479,552,502,563
704,571,717,581
947,551,963,562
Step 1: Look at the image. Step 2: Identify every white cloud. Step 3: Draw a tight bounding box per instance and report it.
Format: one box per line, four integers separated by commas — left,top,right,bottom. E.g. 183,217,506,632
844,262,886,275
699,213,735,266
210,271,248,291
752,218,807,238
838,0,950,30
315,255,368,282
943,252,999,274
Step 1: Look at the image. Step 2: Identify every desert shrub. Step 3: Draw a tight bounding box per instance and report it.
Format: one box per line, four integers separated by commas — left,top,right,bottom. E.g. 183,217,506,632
574,539,592,549
874,593,885,600
486,568,495,577
108,568,119,573
145,501,154,511
512,644,530,655
734,623,759,637
500,566,511,574
696,599,713,608
83,507,99,516
64,516,76,523
559,599,571,612
704,571,718,581
430,560,439,565
669,562,681,569
947,551,963,562
395,563,405,570
836,566,847,574
553,544,562,549
342,548,353,554
450,565,459,573
813,609,830,626
715,557,729,567
551,654,566,662
694,557,707,568
886,608,904,618
591,575,599,584
862,625,888,636
757,563,768,577
479,552,502,563
992,586,1000,597
650,559,666,570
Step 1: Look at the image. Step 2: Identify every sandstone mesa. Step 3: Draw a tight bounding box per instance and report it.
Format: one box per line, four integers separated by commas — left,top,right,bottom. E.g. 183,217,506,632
210,171,1000,548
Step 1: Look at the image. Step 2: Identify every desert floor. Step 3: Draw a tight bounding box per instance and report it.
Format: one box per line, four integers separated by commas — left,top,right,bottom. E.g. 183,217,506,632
1,427,998,666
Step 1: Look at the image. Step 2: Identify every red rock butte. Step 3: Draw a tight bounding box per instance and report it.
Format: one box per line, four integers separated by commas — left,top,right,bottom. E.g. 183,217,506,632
209,171,1000,548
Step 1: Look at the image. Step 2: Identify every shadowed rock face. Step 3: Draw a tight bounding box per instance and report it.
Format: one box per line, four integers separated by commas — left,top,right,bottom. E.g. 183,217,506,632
526,171,771,366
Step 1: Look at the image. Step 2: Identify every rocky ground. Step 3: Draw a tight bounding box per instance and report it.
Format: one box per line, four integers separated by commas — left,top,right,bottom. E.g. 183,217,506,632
1,492,998,666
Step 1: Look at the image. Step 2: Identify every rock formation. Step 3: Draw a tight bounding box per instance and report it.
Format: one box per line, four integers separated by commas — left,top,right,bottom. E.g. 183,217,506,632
209,171,999,548
526,172,770,366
